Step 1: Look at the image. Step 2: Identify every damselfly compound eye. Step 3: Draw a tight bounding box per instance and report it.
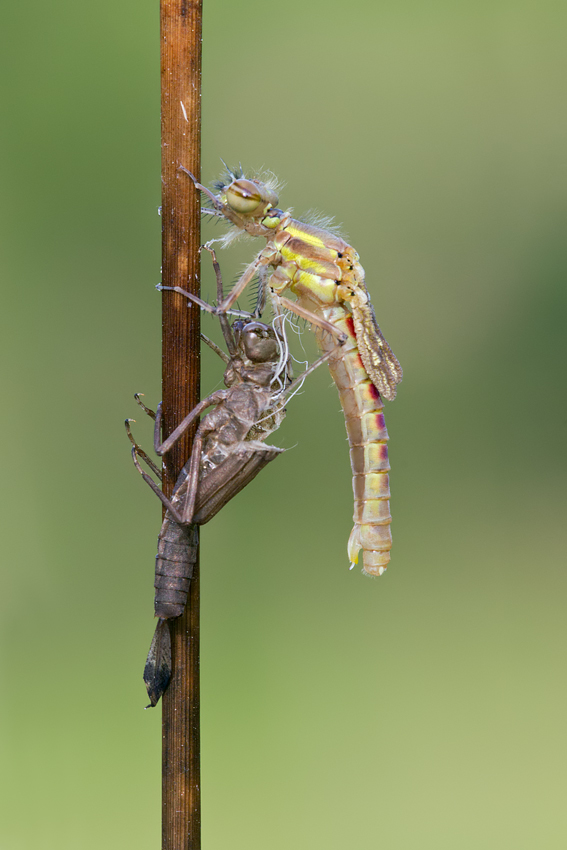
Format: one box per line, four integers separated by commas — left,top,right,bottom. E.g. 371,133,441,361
225,180,264,214
224,178,279,216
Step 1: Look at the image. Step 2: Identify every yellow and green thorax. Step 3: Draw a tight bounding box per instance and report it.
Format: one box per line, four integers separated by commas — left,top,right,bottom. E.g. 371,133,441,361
267,217,364,308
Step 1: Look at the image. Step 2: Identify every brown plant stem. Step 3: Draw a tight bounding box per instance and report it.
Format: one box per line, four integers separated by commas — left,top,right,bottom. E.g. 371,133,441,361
160,1,202,848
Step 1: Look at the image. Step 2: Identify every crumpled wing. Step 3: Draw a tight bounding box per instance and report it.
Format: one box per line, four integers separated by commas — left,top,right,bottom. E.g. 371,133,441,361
193,442,283,525
349,284,403,401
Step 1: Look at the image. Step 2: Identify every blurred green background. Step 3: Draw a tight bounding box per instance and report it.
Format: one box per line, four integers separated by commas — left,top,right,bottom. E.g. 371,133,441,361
1,0,566,847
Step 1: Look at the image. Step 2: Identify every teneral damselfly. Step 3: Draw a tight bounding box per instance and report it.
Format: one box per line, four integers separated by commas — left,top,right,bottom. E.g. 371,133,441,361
184,166,403,578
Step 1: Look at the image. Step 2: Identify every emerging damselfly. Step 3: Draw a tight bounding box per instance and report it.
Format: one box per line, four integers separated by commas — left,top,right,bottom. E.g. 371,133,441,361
183,165,403,578
127,248,336,705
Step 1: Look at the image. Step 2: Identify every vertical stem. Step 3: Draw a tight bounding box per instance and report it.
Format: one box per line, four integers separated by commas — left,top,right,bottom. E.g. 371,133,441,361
160,2,202,849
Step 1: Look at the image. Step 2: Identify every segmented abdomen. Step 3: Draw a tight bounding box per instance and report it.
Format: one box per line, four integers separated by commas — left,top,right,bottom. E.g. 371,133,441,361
316,308,392,577
154,516,198,618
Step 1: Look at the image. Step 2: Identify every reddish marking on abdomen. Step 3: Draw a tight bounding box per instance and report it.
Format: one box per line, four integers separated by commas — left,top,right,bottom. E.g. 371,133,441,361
345,315,356,338
368,383,380,401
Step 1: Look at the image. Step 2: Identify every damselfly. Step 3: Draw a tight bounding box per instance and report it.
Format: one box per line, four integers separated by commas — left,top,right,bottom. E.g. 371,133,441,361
183,166,403,577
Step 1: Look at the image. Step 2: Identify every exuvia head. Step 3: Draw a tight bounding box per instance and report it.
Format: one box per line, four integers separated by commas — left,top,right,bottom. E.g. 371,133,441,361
233,321,280,363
